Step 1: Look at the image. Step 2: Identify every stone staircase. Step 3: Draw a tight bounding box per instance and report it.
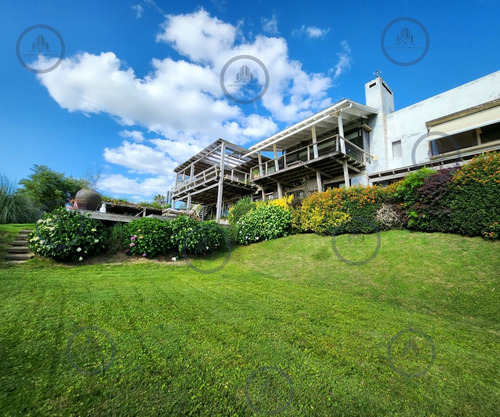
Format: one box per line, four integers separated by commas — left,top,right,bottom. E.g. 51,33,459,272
4,229,34,264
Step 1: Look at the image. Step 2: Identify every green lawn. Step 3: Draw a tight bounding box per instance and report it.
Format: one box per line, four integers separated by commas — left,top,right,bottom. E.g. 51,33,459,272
0,228,499,416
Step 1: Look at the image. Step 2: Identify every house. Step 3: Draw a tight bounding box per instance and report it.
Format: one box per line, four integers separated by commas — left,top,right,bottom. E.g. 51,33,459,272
171,70,500,222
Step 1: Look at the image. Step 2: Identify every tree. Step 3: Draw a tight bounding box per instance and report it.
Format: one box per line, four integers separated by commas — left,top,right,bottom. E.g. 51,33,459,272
153,194,166,205
19,165,87,210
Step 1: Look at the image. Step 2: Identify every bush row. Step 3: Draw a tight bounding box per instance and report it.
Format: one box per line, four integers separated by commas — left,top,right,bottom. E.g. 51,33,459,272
29,209,227,262
227,151,500,242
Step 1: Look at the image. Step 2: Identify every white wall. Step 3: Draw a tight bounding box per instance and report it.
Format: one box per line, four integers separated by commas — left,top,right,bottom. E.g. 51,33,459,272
366,70,500,174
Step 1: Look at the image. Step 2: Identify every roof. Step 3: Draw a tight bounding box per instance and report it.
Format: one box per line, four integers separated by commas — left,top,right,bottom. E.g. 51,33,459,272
245,99,378,155
174,138,268,174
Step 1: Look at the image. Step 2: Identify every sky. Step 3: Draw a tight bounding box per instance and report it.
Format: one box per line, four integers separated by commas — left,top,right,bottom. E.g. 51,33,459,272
1,0,499,202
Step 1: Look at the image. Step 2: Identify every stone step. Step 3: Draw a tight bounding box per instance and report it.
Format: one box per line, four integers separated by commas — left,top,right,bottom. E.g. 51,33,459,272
7,246,31,254
11,240,29,246
4,253,33,261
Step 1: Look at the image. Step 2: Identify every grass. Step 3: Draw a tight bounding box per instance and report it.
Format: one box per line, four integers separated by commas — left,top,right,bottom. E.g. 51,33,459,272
0,227,499,416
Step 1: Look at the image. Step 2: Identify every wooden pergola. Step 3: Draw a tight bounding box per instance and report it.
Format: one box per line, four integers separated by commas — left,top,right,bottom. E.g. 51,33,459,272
171,139,269,223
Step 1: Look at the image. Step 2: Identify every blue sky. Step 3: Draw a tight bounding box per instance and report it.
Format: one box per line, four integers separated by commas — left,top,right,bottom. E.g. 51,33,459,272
1,0,499,201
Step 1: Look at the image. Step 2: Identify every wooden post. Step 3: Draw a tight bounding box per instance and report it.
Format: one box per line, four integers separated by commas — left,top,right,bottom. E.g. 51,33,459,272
316,170,323,192
312,125,319,159
338,112,346,154
273,144,280,171
216,142,225,223
343,160,350,189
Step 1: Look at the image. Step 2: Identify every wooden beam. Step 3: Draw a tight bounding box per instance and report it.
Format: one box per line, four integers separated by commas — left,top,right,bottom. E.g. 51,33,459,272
216,142,225,223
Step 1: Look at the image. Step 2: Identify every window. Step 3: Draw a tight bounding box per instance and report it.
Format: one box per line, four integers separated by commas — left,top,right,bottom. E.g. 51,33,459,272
392,140,402,159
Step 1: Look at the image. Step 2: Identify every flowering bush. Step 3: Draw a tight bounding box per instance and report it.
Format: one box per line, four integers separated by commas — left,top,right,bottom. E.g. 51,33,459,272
299,186,382,234
236,204,291,244
447,152,500,237
123,217,173,257
170,215,227,255
375,203,406,230
28,207,108,262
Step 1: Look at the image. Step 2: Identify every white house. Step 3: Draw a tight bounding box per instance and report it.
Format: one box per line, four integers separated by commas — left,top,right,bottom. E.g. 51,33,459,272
171,70,500,222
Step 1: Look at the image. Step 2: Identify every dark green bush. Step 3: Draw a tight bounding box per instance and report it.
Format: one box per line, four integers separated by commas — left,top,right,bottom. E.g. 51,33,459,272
228,197,256,225
28,207,108,262
447,152,500,237
123,217,173,257
407,168,455,232
236,205,291,244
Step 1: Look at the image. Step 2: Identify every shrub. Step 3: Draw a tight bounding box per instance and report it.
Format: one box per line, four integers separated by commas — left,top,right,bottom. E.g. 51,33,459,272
236,205,292,244
375,203,406,230
123,217,173,258
28,207,108,262
169,216,227,255
393,167,435,208
447,152,500,237
228,197,256,225
407,168,455,232
299,186,382,234
107,223,125,255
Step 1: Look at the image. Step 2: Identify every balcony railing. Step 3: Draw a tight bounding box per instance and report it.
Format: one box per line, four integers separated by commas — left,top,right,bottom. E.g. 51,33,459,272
249,135,372,178
172,165,251,195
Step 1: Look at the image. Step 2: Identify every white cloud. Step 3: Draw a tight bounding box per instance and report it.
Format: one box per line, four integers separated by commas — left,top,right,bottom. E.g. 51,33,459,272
293,25,330,39
99,174,172,198
103,141,175,176
330,40,352,80
131,4,144,19
261,14,279,34
119,130,145,142
36,9,335,197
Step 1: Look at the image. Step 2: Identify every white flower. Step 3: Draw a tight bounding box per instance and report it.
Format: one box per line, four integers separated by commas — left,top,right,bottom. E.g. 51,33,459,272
78,257,83,261
76,247,82,252
94,239,99,243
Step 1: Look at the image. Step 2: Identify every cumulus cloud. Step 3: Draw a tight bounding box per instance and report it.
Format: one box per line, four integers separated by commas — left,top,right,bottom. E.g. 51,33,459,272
261,14,279,34
330,40,352,80
36,9,335,198
119,130,146,142
293,25,330,39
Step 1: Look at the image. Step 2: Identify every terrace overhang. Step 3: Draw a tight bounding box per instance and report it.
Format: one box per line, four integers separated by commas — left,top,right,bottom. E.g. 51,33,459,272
244,99,377,156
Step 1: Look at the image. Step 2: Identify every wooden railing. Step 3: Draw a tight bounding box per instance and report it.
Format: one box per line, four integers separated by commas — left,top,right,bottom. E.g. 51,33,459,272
249,135,372,178
172,166,251,195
